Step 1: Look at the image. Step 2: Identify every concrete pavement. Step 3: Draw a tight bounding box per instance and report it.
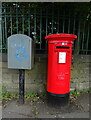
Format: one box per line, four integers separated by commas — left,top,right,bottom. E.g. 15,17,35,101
2,93,90,118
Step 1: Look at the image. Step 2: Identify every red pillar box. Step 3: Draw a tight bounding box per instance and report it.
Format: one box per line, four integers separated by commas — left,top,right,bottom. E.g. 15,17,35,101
45,33,77,98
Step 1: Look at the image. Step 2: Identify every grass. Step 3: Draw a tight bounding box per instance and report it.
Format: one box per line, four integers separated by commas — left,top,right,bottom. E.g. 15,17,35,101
0,91,18,99
1,91,37,99
70,88,91,97
1,88,91,99
25,93,37,98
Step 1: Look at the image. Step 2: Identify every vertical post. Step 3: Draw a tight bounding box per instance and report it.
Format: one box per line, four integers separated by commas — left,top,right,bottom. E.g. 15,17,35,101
52,5,54,34
22,8,24,34
75,18,80,55
0,2,2,53
45,8,48,54
40,8,42,50
82,20,85,52
10,7,12,35
63,10,65,33
19,69,25,104
34,8,36,51
73,15,76,35
46,8,48,36
4,7,7,52
74,17,81,55
86,21,89,55
73,14,76,51
28,8,30,36
57,8,59,33
16,7,18,34
68,10,70,34
0,2,2,119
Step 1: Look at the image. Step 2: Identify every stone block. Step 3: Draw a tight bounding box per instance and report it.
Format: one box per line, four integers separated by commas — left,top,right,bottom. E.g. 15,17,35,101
1,54,90,94
25,83,46,94
76,82,89,90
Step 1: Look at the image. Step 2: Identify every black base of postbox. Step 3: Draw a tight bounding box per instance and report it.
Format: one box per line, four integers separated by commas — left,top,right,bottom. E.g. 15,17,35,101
47,92,70,107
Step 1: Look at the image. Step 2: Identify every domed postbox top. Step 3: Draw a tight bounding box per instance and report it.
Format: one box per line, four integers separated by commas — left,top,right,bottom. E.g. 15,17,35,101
45,33,77,41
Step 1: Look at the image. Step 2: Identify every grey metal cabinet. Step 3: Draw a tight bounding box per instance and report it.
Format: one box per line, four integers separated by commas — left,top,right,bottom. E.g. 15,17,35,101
8,34,34,69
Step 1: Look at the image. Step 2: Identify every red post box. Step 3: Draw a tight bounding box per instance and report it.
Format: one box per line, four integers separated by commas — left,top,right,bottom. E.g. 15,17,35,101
45,33,77,98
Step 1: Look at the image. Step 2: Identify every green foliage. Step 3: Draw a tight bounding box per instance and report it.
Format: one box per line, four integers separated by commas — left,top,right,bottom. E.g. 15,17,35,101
1,90,37,99
70,90,80,96
25,93,37,98
1,2,91,54
1,91,11,99
1,89,90,99
70,89,90,97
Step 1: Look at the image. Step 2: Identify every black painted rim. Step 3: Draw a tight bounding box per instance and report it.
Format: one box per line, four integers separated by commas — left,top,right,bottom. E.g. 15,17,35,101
47,91,70,97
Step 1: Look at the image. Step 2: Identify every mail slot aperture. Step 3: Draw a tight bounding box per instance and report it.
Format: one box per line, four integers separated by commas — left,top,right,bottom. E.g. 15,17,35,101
56,46,70,49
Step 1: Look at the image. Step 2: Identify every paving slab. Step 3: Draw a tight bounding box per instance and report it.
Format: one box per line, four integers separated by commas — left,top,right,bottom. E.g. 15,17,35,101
76,93,89,112
2,99,35,118
0,99,2,119
57,112,89,118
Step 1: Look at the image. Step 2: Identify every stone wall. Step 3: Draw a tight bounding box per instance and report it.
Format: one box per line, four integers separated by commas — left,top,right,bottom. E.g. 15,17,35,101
0,53,90,95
